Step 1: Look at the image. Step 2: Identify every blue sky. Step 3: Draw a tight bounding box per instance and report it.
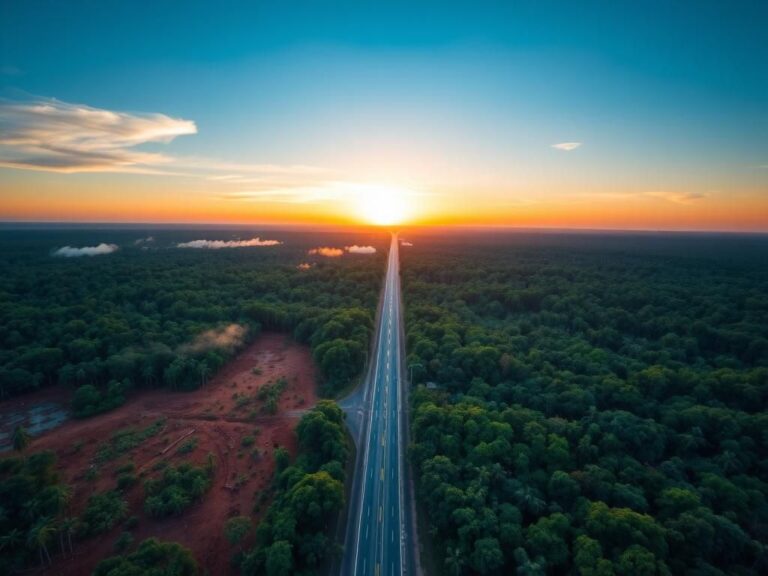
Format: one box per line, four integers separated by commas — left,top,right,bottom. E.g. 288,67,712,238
1,1,766,229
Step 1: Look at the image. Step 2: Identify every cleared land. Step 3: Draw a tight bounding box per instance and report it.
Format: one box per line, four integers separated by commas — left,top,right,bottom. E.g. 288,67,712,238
1,332,317,575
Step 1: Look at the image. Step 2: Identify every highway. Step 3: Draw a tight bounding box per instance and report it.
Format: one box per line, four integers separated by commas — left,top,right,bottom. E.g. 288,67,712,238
341,232,411,576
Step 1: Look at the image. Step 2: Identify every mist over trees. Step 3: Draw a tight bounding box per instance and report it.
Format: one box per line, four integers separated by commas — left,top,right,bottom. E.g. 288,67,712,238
402,233,768,575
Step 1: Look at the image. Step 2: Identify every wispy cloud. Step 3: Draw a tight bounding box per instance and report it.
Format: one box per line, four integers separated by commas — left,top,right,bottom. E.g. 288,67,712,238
177,237,282,249
0,95,426,210
644,191,707,204
551,142,582,151
221,181,427,207
52,243,118,257
0,97,196,173
0,95,336,184
220,184,346,204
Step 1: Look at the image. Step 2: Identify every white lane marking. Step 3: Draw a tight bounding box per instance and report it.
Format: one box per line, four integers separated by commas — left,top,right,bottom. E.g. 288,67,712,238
355,234,404,576
354,244,392,576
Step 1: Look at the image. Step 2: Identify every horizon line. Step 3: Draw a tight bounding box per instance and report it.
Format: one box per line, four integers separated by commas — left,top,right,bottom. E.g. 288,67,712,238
0,219,767,235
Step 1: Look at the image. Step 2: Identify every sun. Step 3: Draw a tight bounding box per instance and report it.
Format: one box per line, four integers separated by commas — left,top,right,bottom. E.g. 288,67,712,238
354,184,412,226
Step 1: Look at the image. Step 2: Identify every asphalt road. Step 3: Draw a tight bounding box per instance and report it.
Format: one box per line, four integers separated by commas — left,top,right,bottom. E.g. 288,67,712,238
341,233,411,576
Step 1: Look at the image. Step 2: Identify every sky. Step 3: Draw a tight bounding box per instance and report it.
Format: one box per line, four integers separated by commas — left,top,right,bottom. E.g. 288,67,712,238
0,0,767,231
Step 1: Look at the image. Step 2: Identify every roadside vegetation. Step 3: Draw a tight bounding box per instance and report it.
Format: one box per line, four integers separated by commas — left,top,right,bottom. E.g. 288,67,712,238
402,233,768,575
238,400,349,575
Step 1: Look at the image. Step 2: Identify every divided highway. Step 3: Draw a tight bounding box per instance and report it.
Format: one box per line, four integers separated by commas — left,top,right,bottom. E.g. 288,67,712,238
341,233,412,576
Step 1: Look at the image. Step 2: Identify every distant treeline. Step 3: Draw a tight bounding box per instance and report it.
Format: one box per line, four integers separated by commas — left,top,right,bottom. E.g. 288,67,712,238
402,233,768,575
0,229,385,410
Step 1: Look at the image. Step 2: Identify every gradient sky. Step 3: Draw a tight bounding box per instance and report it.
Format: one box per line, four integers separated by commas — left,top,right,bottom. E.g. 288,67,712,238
1,0,767,230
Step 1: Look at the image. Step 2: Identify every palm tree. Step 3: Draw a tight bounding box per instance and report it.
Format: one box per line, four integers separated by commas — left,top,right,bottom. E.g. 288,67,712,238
12,425,31,454
47,484,73,557
27,517,55,567
51,484,73,513
59,516,78,555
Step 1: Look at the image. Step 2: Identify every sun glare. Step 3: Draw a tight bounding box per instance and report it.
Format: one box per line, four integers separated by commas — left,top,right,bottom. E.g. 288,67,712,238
354,184,413,226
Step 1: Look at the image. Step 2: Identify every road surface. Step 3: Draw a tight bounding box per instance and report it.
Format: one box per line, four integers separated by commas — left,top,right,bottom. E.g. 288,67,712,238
340,233,412,576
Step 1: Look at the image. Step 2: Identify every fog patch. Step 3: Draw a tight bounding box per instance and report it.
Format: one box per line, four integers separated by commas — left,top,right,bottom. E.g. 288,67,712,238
297,262,313,270
134,236,155,245
52,243,118,257
401,241,413,247
178,237,281,249
346,245,376,254
309,247,344,257
183,324,248,353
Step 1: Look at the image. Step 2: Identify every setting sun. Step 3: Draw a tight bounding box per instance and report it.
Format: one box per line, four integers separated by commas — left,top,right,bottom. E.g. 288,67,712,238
354,184,413,226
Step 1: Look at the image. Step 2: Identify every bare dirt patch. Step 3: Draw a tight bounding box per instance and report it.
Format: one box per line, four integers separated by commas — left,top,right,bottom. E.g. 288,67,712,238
4,332,317,576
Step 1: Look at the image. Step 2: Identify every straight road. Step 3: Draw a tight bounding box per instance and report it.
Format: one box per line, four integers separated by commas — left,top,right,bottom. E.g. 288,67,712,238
341,232,411,576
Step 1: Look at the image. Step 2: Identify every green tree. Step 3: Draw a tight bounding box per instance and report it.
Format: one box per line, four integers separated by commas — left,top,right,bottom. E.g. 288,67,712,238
265,540,293,576
225,516,251,552
94,537,198,576
27,517,55,567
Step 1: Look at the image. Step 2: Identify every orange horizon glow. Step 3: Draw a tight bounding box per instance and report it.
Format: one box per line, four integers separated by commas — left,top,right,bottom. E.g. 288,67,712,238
1,196,767,233
2,177,767,232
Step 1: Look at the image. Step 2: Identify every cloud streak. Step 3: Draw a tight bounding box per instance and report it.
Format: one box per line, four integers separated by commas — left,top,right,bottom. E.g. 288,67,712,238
177,237,282,249
308,247,344,257
52,243,118,257
644,191,707,204
551,142,582,151
346,245,376,254
0,96,334,186
0,97,196,173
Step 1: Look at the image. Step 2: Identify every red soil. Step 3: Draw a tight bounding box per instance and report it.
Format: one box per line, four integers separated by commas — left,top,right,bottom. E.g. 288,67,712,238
5,332,318,575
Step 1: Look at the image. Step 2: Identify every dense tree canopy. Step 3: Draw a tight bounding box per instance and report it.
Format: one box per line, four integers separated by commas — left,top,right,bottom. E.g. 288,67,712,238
402,232,768,575
0,228,384,407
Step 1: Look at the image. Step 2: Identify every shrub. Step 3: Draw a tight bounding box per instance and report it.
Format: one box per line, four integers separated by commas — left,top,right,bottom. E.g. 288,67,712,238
144,463,213,518
80,491,128,536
